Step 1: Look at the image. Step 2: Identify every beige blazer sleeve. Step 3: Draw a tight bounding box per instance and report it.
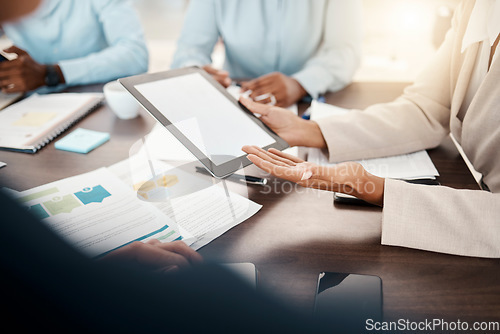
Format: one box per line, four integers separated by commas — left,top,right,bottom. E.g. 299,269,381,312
382,179,500,258
315,3,466,163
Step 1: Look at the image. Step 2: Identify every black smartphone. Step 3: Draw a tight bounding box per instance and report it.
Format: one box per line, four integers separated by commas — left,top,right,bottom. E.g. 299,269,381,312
314,272,383,333
0,53,8,62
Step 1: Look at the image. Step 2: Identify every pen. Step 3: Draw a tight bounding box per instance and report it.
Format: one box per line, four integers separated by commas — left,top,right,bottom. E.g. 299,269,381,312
195,166,267,185
302,95,325,120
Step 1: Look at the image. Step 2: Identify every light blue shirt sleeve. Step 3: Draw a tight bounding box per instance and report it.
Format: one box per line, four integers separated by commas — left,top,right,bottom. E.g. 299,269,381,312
171,0,219,69
59,0,149,85
292,0,363,98
171,0,362,99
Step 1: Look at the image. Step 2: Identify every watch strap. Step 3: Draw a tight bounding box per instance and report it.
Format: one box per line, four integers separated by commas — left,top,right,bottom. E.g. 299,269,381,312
45,65,61,87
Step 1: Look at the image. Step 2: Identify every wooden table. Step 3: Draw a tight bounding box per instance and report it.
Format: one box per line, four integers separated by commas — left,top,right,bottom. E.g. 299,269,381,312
1,82,498,324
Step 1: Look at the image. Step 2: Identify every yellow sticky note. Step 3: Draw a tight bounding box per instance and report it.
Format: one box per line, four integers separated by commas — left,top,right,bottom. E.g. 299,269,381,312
156,175,179,188
13,112,57,127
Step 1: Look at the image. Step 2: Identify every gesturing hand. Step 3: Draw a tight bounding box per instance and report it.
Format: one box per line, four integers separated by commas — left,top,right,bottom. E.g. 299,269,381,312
0,46,47,93
239,72,307,107
101,239,203,274
242,145,385,206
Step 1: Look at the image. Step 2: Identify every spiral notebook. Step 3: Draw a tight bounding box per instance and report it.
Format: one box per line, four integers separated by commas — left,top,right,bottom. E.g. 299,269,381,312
0,93,103,153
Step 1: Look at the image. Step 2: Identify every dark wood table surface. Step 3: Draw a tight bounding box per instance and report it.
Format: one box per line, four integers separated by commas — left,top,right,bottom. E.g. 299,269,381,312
1,82,498,324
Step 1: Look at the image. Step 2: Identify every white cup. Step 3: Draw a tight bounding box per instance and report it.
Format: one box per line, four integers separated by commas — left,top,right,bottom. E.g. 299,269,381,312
103,80,141,120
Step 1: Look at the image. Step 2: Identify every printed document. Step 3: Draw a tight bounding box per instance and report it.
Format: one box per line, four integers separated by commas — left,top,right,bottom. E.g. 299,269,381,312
108,157,262,250
12,168,183,257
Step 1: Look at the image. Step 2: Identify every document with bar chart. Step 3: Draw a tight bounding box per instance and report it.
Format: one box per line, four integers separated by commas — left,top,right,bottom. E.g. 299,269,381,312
12,168,186,257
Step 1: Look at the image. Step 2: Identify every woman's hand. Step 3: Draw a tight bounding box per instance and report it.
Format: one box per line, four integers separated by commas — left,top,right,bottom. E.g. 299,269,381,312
242,145,385,206
239,97,327,148
100,239,203,274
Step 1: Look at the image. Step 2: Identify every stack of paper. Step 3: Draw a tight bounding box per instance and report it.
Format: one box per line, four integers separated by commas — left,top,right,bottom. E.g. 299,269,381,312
306,101,439,180
108,157,262,250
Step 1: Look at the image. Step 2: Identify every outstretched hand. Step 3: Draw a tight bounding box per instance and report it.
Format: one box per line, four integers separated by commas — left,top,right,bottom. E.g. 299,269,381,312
242,145,385,206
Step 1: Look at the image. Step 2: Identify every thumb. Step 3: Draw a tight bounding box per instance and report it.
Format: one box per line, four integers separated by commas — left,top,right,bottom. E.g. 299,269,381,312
3,45,28,56
239,97,272,116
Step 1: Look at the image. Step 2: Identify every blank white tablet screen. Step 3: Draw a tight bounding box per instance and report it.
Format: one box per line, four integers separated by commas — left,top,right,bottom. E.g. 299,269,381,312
135,72,275,166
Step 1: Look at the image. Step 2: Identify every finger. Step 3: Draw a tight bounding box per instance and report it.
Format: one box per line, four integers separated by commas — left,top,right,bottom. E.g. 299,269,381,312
157,240,203,264
239,97,273,116
0,58,23,71
249,86,274,100
268,148,305,164
146,238,161,245
3,45,27,56
131,241,191,269
242,145,290,167
203,65,229,77
262,149,298,166
239,78,260,92
274,96,289,108
158,241,203,264
2,79,24,93
213,74,231,87
245,73,278,88
202,65,217,74
253,147,302,167
0,69,23,80
252,94,273,105
239,81,250,92
3,84,23,94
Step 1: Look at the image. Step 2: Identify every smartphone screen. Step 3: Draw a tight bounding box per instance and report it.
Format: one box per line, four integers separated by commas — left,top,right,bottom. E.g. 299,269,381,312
314,272,383,332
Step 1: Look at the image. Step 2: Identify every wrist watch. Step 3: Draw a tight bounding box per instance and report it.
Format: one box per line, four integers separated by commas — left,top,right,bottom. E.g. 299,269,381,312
45,65,61,87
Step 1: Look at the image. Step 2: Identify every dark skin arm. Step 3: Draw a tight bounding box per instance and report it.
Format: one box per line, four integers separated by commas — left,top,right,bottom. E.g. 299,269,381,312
0,45,65,93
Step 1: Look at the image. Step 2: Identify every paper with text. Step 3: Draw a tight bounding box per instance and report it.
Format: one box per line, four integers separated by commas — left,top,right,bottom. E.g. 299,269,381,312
12,168,182,257
108,157,262,250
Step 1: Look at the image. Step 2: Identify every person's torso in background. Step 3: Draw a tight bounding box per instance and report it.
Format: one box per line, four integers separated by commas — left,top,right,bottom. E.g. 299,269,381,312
214,0,327,79
2,0,107,65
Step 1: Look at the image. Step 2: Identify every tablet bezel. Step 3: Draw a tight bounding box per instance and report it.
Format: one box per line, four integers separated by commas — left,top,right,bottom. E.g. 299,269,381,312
119,67,289,178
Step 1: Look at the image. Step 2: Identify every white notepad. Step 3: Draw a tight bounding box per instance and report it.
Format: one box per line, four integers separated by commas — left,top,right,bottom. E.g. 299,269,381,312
0,93,103,153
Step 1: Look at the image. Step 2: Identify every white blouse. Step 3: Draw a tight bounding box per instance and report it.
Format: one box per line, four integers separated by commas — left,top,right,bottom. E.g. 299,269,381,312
460,0,500,114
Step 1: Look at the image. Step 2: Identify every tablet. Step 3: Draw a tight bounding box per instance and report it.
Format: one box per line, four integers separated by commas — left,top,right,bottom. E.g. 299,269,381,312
119,67,288,178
